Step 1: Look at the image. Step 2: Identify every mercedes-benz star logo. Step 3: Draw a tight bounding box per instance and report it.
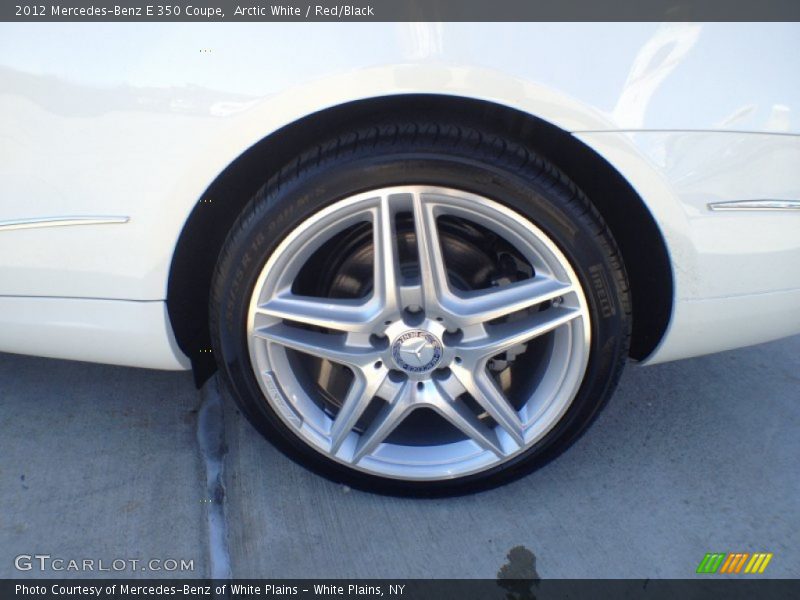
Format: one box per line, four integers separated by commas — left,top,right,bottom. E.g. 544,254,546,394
391,330,443,374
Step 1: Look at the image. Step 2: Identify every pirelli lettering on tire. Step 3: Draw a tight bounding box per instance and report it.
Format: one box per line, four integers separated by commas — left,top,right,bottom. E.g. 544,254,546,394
588,264,616,318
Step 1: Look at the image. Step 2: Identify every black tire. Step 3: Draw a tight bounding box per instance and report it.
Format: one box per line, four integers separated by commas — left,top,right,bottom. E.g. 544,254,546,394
210,121,631,496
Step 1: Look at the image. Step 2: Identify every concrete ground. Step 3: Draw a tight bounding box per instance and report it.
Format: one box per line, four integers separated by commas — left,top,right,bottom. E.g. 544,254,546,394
1,336,798,579
0,357,206,578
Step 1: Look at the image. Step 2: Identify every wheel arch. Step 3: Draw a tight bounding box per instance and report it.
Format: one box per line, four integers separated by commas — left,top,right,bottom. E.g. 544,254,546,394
167,94,673,385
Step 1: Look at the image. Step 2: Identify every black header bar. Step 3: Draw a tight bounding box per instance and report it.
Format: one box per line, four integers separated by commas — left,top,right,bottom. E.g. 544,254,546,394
3,0,800,22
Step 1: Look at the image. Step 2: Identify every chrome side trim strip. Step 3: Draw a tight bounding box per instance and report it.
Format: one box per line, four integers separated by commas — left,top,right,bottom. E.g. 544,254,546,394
0,216,130,232
707,200,800,212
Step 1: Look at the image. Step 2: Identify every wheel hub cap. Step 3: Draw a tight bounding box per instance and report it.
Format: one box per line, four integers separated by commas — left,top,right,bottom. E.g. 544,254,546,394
391,330,444,374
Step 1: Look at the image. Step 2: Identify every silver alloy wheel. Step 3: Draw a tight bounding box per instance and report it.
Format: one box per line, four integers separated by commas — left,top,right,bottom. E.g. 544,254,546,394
247,186,591,481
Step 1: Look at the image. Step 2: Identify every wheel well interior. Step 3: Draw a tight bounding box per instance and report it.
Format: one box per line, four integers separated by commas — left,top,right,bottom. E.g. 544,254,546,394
167,94,673,386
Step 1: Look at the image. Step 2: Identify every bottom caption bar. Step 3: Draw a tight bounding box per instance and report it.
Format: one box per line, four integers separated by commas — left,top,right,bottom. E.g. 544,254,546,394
4,579,800,599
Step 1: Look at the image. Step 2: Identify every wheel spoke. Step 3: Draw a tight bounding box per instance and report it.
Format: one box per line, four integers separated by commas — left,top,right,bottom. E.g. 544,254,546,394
253,323,377,367
449,277,573,326
411,194,450,313
257,294,376,333
432,380,505,456
373,196,402,315
329,368,387,454
461,306,581,359
352,382,413,463
451,365,525,447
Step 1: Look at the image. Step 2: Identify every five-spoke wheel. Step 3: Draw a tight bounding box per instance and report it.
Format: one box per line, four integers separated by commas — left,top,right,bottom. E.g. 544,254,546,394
248,187,590,479
211,121,630,494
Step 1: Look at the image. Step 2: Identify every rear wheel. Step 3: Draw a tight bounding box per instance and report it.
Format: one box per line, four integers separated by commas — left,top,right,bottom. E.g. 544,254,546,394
211,122,630,495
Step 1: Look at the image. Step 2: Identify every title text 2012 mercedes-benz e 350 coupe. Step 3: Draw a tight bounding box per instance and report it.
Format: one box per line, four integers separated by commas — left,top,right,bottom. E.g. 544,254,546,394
1,23,798,494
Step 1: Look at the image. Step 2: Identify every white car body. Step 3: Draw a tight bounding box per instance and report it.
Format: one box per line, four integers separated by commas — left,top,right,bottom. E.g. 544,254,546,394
1,22,799,371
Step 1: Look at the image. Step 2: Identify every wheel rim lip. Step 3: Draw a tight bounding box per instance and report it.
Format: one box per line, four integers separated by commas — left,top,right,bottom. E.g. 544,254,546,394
246,185,591,481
